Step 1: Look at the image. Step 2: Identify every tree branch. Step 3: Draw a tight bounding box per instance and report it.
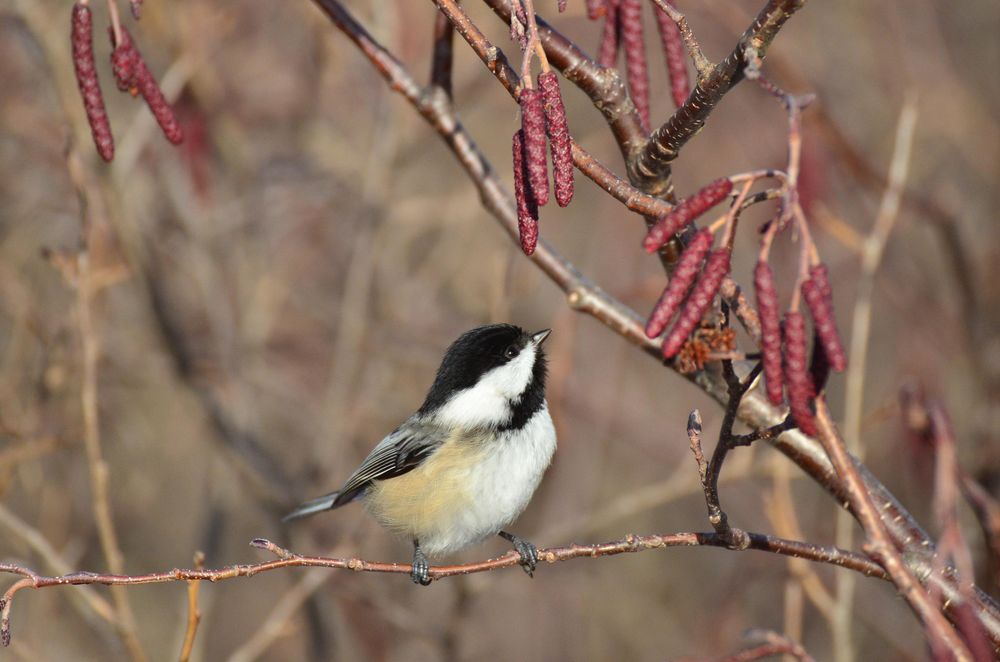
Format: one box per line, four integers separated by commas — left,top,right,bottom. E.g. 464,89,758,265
632,0,808,195
0,531,887,645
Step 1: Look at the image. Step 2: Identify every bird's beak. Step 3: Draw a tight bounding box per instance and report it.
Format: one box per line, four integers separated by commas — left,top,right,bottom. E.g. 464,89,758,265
530,329,552,347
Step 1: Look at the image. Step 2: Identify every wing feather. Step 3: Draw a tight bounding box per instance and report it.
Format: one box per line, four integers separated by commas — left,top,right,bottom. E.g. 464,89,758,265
331,420,445,507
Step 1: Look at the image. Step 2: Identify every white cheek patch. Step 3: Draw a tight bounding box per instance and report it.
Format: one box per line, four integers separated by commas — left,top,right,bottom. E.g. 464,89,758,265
434,345,537,428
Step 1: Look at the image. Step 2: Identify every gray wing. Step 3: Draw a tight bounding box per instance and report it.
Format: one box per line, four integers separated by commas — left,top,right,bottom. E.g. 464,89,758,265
330,419,447,507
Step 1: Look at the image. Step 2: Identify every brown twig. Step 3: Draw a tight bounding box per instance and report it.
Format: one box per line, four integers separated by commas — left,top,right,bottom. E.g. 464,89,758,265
813,400,974,661
691,359,791,549
834,98,916,662
73,221,146,662
0,530,888,646
178,552,204,662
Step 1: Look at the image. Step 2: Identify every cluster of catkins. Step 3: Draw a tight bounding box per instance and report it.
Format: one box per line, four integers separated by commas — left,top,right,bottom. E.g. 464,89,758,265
642,178,734,359
512,71,574,255
71,2,182,162
755,259,846,435
587,0,690,130
642,178,847,437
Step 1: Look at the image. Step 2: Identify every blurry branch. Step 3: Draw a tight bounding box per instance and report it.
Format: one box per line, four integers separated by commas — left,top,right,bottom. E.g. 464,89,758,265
813,400,973,661
64,146,146,662
304,0,1000,649
142,262,299,513
0,437,62,473
429,2,455,96
834,98,917,662
927,405,996,661
960,475,1000,593
178,552,204,662
674,629,815,662
0,504,117,632
813,109,981,355
763,460,837,623
225,565,333,662
0,530,887,646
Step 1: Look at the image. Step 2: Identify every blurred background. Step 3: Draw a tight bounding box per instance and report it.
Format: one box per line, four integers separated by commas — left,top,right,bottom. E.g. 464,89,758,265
0,0,998,660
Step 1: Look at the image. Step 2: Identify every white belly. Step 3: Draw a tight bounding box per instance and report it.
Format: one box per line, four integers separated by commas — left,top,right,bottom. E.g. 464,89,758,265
419,406,556,556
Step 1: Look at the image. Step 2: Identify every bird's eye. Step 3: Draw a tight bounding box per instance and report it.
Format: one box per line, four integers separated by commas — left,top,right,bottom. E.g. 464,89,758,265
504,344,519,360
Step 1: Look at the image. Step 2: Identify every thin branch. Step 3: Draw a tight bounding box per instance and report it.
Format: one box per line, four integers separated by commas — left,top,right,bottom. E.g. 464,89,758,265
649,0,711,75
177,552,204,662
0,530,889,646
73,212,146,662
834,97,916,662
696,360,771,549
813,400,973,662
0,504,117,630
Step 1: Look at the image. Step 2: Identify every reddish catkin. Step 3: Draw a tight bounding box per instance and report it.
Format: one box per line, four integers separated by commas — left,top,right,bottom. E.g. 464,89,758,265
645,229,713,338
783,311,817,436
538,72,574,208
109,28,139,93
651,0,690,108
519,88,549,207
113,28,184,145
643,178,733,253
801,265,847,372
512,130,539,255
597,0,620,68
754,260,784,406
662,248,731,359
619,0,650,132
810,262,833,299
586,0,607,19
71,3,114,162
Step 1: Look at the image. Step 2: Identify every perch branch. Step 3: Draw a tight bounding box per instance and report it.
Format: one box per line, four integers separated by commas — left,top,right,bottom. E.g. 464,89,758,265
0,531,887,645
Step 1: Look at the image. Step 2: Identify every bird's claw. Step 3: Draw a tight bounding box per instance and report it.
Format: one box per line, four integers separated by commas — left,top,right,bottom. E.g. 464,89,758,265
500,531,538,577
411,544,432,586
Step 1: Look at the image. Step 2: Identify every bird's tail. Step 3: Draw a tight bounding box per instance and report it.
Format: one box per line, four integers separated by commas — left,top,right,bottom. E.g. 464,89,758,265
282,491,341,522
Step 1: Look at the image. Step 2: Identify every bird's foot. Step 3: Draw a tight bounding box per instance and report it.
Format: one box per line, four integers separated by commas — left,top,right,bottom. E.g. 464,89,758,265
411,542,432,586
499,531,538,577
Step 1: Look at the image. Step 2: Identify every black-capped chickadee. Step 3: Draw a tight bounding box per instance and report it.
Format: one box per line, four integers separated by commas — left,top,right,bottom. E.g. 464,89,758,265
285,324,556,585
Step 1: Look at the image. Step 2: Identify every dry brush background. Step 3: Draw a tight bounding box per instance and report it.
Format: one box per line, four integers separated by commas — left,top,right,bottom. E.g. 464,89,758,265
0,0,998,660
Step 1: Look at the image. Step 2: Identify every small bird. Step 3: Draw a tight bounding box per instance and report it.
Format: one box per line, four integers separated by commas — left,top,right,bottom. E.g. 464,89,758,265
285,323,556,585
